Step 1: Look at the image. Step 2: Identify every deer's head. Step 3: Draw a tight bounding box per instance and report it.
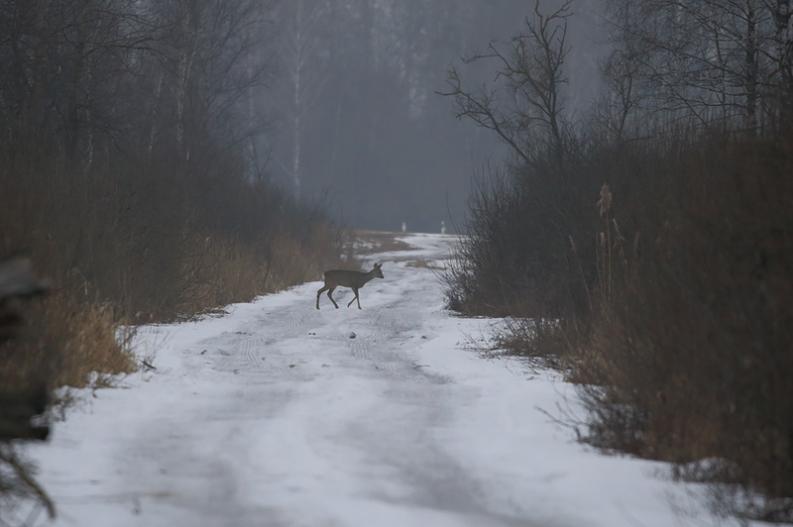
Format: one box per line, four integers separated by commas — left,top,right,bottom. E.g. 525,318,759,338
373,262,384,279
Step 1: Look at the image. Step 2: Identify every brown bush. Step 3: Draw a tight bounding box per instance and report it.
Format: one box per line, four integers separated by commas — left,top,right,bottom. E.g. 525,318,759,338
0,126,344,398
443,164,595,319
576,137,793,516
445,133,793,519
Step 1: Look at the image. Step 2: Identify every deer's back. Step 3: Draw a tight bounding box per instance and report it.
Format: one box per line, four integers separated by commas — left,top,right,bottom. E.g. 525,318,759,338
324,269,366,287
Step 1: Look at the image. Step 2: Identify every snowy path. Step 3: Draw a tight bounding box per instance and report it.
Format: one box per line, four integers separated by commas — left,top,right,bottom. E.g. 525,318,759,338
26,234,754,527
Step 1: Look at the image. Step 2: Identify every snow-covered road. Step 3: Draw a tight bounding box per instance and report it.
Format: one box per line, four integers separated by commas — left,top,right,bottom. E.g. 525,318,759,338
26,234,755,527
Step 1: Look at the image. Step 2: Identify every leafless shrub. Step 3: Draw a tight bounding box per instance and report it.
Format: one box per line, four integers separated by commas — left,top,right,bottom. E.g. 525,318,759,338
576,136,793,518
445,11,793,514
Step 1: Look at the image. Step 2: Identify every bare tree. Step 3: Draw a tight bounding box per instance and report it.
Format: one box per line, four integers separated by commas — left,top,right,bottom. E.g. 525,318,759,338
764,0,793,129
440,0,573,164
595,0,656,141
274,0,331,198
604,0,793,134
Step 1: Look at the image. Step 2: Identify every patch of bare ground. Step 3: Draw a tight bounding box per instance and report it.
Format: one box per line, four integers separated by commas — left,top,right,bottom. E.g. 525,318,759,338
352,230,412,255
350,231,446,270
405,259,444,270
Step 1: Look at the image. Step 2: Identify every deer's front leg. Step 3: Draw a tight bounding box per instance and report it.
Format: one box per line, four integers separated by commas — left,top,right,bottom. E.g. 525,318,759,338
316,285,328,309
327,287,339,308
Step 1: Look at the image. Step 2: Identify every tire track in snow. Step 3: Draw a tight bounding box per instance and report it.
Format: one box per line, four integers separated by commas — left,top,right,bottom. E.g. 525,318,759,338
29,234,560,527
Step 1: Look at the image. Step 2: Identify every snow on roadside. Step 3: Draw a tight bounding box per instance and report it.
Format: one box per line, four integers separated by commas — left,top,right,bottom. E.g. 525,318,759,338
19,233,777,527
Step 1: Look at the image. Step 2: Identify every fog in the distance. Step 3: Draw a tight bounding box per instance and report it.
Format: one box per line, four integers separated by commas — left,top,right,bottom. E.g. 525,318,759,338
261,0,607,232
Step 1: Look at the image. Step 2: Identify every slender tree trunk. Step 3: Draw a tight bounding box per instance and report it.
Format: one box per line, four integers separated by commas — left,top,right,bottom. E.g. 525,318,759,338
744,1,759,134
772,0,793,131
246,27,259,181
292,109,302,198
176,2,198,164
291,0,304,199
147,72,164,163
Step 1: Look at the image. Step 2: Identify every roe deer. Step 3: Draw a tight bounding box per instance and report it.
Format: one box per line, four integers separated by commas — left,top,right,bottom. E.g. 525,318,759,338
316,263,384,310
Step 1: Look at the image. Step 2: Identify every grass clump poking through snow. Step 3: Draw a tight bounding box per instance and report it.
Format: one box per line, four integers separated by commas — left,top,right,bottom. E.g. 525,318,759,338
0,293,134,392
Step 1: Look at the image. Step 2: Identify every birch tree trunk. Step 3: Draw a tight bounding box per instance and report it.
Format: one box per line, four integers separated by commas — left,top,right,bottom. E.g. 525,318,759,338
291,0,305,199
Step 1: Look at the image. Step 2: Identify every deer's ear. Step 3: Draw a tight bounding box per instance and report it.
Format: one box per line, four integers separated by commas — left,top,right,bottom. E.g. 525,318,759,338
374,262,381,269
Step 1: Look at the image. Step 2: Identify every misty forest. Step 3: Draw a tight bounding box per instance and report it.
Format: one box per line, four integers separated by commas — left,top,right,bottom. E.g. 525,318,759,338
1,0,792,526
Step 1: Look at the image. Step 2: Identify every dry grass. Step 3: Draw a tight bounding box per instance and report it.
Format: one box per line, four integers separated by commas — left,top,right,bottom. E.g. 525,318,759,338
575,138,793,517
445,133,793,520
0,127,345,399
0,293,134,392
494,318,571,370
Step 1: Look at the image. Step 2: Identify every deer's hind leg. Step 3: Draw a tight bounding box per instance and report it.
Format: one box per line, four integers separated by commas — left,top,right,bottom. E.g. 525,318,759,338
316,284,328,309
347,287,359,308
327,287,339,309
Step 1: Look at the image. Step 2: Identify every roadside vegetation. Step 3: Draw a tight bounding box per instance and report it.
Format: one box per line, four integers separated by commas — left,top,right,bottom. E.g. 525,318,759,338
443,0,793,521
0,1,343,518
